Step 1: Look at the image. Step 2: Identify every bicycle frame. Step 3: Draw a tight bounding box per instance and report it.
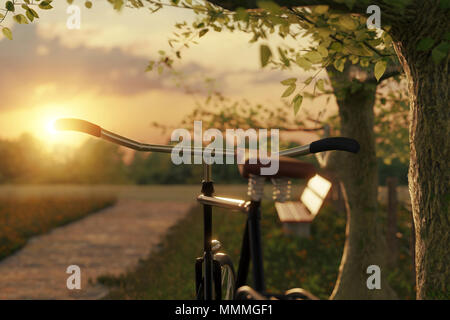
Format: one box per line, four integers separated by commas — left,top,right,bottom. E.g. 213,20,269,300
197,172,266,298
54,118,359,300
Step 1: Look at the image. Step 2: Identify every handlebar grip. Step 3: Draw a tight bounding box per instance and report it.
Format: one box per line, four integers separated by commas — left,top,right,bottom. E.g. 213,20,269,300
54,118,101,137
309,137,360,154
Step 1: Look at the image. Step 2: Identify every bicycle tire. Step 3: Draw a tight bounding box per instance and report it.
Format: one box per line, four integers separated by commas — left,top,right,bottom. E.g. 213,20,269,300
197,253,236,300
214,253,236,300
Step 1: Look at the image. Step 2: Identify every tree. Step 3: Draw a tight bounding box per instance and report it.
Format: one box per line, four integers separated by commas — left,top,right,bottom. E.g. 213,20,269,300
161,0,444,300
147,0,446,299
146,1,403,298
2,0,447,299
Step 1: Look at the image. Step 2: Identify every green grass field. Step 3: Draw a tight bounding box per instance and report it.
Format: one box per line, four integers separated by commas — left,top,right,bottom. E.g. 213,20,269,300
99,201,415,300
0,190,116,261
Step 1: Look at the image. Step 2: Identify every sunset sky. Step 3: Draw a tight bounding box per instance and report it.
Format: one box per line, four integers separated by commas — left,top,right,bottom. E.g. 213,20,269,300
0,1,334,149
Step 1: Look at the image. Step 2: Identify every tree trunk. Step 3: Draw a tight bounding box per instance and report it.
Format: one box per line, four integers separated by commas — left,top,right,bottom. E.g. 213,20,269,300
386,177,399,267
327,67,397,299
410,210,416,290
390,5,449,299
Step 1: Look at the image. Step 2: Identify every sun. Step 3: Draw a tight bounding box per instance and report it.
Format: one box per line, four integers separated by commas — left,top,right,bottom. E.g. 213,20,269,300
26,103,88,147
45,118,58,135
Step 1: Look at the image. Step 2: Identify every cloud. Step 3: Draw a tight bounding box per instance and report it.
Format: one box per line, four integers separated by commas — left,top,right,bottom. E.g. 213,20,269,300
0,23,313,114
0,24,202,111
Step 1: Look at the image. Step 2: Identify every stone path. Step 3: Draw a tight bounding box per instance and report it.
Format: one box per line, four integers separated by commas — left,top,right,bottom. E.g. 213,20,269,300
0,200,192,300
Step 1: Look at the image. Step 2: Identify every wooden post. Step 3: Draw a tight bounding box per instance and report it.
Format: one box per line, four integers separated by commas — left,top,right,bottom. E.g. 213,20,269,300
386,177,398,267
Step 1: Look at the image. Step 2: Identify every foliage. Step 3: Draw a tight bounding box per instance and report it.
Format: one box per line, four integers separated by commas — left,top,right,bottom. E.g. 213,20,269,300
141,0,411,164
374,77,410,165
129,150,246,184
0,193,116,261
0,134,129,184
141,1,401,114
100,201,415,299
153,92,324,132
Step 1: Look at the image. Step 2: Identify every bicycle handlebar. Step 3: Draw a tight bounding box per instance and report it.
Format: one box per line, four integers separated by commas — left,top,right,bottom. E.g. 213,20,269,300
309,137,360,154
54,118,101,137
54,118,359,157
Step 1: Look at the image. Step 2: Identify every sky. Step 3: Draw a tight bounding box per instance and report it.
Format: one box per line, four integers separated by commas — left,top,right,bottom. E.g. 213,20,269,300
0,1,334,149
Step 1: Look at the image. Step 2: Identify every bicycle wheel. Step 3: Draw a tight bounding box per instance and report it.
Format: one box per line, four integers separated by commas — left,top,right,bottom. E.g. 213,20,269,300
213,253,236,300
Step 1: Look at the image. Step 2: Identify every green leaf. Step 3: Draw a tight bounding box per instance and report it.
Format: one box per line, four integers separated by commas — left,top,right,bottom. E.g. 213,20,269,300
2,27,12,40
316,79,325,92
260,44,272,67
313,5,328,14
280,78,296,86
444,32,450,42
304,51,322,63
5,1,14,12
292,94,303,115
278,47,290,67
304,77,313,85
29,8,39,18
317,45,328,57
112,0,124,10
344,0,356,9
38,1,53,10
26,9,34,22
257,1,281,13
234,7,249,21
295,56,312,70
439,0,450,9
417,37,435,51
338,15,358,30
432,42,450,64
282,84,296,98
374,60,387,81
199,29,209,37
145,61,155,72
330,42,342,53
334,58,346,72
13,14,29,24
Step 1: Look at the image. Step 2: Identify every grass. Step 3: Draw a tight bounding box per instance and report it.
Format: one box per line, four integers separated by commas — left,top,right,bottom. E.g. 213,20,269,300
0,184,413,299
0,184,304,202
99,200,415,300
0,184,408,203
0,193,116,261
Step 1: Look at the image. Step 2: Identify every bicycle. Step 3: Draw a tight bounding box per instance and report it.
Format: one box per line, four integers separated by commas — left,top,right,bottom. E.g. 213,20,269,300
54,118,359,300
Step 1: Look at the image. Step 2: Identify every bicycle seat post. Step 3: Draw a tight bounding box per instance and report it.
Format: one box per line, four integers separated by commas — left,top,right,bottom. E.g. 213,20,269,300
201,163,214,300
247,174,266,293
271,178,292,202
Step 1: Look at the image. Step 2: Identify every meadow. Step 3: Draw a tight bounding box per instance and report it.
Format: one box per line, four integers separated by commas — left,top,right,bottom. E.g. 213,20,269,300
0,186,116,261
99,198,415,300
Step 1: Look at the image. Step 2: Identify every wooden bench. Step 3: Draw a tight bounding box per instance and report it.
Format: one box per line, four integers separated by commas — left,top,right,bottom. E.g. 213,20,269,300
275,174,332,237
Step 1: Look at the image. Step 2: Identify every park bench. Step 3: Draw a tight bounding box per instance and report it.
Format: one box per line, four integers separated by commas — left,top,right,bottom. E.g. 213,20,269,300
275,174,332,237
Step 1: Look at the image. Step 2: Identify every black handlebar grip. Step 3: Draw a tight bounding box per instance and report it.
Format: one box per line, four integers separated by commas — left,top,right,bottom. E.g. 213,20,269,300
309,137,360,154
54,118,101,137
